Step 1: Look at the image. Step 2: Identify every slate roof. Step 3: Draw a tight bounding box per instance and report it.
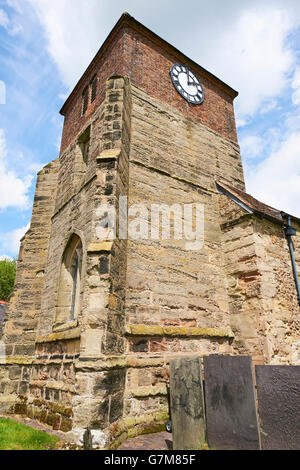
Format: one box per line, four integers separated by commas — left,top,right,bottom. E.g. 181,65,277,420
216,181,300,225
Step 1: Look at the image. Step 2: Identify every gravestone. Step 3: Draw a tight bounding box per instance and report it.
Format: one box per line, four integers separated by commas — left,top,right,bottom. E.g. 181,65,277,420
204,355,260,450
169,357,206,450
256,365,300,450
83,427,93,450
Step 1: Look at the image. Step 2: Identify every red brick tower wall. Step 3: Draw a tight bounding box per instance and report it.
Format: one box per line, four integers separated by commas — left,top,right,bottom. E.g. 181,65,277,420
60,14,238,155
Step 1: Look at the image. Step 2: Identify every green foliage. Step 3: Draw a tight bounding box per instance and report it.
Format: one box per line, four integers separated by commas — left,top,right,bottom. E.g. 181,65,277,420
0,258,17,301
0,418,60,450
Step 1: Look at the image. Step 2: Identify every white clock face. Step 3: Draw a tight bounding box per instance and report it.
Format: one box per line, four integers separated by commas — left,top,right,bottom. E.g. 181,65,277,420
170,64,204,105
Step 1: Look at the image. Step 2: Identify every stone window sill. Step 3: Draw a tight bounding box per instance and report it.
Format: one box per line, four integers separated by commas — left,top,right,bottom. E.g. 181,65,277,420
53,320,78,333
36,326,81,344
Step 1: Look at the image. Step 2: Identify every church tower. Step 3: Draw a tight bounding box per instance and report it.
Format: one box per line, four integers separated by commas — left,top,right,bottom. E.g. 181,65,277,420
1,13,298,447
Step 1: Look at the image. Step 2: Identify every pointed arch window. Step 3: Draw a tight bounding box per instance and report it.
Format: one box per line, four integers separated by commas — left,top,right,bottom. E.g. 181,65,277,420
55,234,83,329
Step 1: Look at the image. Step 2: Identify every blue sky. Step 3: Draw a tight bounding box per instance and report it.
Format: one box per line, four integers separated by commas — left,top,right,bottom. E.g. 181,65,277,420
1,0,300,258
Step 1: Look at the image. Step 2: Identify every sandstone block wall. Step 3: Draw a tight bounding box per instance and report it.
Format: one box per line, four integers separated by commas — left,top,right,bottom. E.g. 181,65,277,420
219,195,300,365
2,160,59,357
118,83,242,423
125,84,243,342
254,217,300,364
0,76,238,444
0,161,59,414
1,69,299,447
20,75,133,434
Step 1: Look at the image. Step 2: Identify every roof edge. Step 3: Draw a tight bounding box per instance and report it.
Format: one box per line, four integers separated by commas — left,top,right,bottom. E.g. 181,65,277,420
60,12,238,116
216,181,300,226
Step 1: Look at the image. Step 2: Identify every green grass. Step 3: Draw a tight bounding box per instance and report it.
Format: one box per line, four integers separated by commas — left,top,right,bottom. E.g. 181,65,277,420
0,418,60,450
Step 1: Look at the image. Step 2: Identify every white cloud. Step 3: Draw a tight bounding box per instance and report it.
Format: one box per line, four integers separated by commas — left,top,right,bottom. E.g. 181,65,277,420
240,136,264,160
13,0,300,220
206,7,296,122
236,117,248,129
0,129,33,210
58,92,68,101
8,22,22,35
6,0,23,14
28,0,108,89
0,9,9,28
0,6,22,35
0,255,13,261
246,131,300,217
0,223,29,255
291,66,300,106
260,100,278,115
285,112,300,132
28,1,300,123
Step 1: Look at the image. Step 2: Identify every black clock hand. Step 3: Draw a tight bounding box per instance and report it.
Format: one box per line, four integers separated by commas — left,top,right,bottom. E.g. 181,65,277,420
187,70,194,86
186,69,191,85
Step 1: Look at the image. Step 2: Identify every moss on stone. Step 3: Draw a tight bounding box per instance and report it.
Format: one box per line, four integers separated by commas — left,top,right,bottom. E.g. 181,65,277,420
126,357,165,368
0,397,16,404
101,357,127,370
40,409,48,424
14,403,27,415
126,324,163,337
60,416,72,432
164,326,189,336
52,414,61,431
126,324,234,339
17,395,28,403
36,328,81,344
33,399,44,407
87,242,113,253
49,402,72,417
109,431,128,450
126,385,167,398
135,422,165,436
108,410,170,450
153,411,169,422
5,357,34,365
76,356,127,372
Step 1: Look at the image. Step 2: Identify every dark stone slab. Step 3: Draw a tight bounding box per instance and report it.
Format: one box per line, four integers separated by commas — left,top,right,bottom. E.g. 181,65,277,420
256,365,300,450
204,355,260,450
169,356,206,450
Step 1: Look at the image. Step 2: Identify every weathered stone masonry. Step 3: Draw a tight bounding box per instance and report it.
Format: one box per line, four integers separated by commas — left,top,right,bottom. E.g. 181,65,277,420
219,190,300,365
0,160,59,412
0,13,299,447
